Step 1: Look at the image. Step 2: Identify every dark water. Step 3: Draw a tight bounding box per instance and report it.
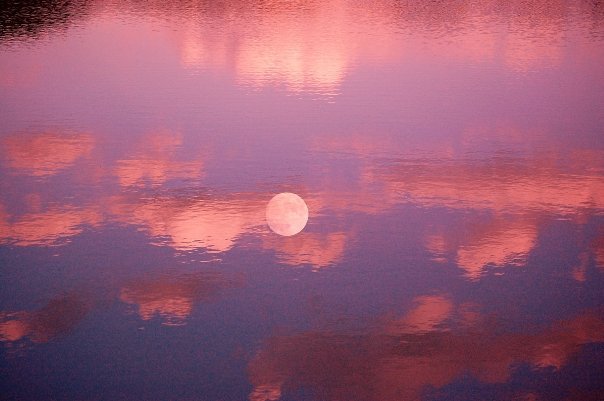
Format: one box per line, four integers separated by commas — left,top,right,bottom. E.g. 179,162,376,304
1,1,604,400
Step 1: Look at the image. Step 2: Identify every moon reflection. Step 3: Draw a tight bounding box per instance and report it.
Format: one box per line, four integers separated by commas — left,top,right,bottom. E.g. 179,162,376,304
266,193,309,236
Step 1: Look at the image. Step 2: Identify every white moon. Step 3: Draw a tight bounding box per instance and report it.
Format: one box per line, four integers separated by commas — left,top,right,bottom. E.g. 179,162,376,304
266,192,309,236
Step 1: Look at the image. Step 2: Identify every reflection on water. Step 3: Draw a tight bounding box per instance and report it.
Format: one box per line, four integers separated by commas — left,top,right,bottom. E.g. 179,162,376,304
115,131,203,187
262,231,348,270
1,0,603,400
120,272,242,326
233,1,351,95
248,308,604,401
0,0,90,42
377,155,604,215
109,192,266,252
0,204,101,246
0,293,90,344
594,231,604,271
431,218,538,280
1,131,94,177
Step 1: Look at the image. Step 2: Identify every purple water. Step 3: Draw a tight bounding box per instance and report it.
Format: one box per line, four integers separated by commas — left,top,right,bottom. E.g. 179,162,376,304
1,1,603,400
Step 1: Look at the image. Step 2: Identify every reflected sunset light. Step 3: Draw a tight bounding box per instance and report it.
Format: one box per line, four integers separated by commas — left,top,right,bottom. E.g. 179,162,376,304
108,193,266,252
1,0,603,399
248,309,604,401
120,272,241,326
0,204,101,246
262,231,347,270
0,293,90,344
1,132,94,177
115,131,203,187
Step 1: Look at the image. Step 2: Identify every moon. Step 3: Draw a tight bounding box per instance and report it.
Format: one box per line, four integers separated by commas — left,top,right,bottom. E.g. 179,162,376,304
266,192,309,236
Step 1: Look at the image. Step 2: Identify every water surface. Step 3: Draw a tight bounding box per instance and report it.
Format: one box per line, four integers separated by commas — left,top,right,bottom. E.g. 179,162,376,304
1,1,604,400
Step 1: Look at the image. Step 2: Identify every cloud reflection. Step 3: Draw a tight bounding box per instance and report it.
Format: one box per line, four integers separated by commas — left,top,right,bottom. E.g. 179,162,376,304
108,190,347,270
262,231,347,270
1,131,94,177
120,271,241,325
0,293,90,344
503,22,564,72
387,295,454,334
0,204,101,246
593,230,604,271
234,2,351,95
248,306,604,401
172,1,354,95
455,220,538,280
115,131,203,187
109,193,265,252
163,0,598,94
379,158,604,216
305,128,604,278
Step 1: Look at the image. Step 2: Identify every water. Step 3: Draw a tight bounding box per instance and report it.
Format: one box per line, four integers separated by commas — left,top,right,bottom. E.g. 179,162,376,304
1,1,603,400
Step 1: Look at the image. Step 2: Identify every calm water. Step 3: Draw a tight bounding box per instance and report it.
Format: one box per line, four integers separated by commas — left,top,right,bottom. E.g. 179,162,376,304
1,1,604,400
